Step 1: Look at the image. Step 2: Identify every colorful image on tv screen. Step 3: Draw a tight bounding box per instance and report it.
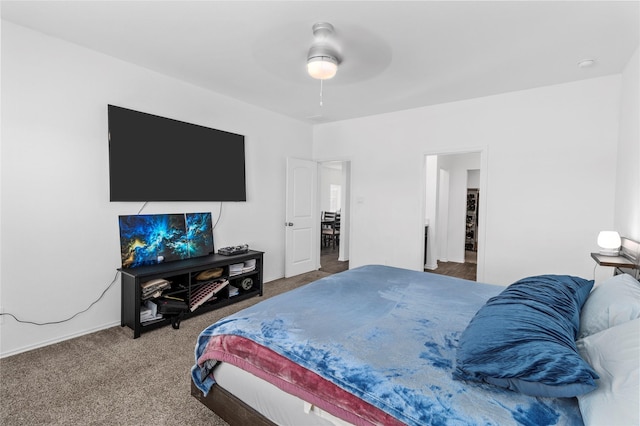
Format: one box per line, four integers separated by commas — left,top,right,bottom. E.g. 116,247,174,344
118,212,213,268
185,212,214,258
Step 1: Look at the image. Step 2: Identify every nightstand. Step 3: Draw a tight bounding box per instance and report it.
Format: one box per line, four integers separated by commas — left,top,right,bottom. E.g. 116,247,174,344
591,252,639,279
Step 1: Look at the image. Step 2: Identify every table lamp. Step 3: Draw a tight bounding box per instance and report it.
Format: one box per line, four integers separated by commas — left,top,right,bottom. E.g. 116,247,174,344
597,231,621,256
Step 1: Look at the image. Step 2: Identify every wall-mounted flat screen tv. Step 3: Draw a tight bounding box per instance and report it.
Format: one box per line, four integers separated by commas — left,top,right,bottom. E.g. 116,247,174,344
108,105,246,202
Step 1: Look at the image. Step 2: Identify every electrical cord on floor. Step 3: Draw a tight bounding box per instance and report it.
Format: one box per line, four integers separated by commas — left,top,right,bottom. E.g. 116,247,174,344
0,270,120,326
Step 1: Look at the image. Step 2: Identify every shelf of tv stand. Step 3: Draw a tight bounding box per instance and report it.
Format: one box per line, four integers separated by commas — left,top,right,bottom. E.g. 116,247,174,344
119,250,264,339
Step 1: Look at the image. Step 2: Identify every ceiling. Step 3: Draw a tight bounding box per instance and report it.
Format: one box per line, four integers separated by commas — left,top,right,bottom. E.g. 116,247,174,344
2,1,639,123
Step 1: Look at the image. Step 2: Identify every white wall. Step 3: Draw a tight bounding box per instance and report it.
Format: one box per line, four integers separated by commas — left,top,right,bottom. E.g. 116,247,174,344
614,46,639,241
314,75,622,285
437,169,450,262
436,153,481,263
467,170,480,188
424,156,438,269
319,164,342,213
339,162,351,262
0,22,313,357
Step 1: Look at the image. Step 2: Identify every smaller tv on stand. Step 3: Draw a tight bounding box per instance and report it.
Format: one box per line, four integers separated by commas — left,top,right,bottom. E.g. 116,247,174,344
118,212,213,268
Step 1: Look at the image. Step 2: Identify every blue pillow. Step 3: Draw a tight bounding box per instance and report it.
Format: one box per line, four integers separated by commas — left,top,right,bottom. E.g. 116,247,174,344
453,274,598,397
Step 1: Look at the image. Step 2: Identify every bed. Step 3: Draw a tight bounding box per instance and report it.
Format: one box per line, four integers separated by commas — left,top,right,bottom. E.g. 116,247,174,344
191,258,640,425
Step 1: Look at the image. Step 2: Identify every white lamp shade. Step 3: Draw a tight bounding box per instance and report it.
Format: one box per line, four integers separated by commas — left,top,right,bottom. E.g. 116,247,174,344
597,231,621,256
307,56,338,80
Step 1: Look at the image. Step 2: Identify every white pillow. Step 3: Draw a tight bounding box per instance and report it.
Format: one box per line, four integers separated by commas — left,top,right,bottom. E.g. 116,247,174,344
576,318,639,426
579,273,640,338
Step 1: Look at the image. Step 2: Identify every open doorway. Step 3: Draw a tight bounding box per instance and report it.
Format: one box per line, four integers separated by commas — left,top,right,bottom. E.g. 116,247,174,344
319,161,350,274
424,152,484,281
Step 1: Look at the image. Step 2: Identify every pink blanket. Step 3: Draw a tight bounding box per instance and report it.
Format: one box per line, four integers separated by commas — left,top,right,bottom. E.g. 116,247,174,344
198,334,404,426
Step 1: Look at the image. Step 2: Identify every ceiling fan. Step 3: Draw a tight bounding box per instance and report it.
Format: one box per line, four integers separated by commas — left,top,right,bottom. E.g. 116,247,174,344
300,21,391,117
306,22,342,80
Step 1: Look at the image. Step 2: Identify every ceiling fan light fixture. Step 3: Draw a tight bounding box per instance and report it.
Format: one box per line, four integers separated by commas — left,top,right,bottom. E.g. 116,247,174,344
307,22,340,80
307,55,338,80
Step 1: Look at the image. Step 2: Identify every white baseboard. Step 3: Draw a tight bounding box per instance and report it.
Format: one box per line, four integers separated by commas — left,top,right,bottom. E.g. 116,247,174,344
0,320,121,359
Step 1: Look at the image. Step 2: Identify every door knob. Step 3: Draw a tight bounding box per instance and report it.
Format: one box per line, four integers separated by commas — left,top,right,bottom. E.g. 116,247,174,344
285,222,294,226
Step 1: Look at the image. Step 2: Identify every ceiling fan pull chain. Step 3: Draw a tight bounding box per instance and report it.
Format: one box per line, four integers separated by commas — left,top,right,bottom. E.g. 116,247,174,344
320,79,324,107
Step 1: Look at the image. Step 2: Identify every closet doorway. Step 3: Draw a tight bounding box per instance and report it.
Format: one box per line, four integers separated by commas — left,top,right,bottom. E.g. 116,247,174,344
424,151,485,282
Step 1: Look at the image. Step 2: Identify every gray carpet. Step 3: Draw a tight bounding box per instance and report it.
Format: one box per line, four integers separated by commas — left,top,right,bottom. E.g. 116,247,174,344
0,269,335,425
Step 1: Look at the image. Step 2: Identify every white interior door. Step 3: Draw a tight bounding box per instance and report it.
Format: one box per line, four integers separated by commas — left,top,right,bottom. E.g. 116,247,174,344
285,158,318,277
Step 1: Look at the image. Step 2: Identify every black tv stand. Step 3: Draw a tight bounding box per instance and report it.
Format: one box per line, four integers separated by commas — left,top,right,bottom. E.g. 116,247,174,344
120,250,264,338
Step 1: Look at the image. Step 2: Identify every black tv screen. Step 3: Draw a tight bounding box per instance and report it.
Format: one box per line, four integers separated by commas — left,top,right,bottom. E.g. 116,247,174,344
108,105,246,201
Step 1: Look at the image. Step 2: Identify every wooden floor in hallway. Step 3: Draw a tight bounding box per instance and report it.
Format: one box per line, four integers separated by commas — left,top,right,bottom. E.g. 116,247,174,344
319,245,476,281
320,245,349,274
427,250,477,281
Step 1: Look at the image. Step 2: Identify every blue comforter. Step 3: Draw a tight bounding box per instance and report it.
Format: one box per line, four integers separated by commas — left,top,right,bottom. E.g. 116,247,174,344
193,265,583,426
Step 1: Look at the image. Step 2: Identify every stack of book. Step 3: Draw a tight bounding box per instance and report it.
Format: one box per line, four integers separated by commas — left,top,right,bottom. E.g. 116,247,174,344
228,285,240,297
242,259,256,273
140,300,162,322
141,278,171,300
229,263,244,276
229,260,256,276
